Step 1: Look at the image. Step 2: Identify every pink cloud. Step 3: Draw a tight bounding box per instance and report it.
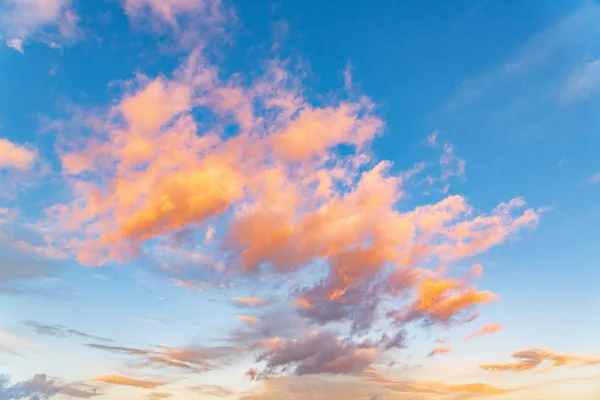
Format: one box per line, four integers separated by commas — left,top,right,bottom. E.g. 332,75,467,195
428,346,452,357
466,323,504,340
0,139,36,170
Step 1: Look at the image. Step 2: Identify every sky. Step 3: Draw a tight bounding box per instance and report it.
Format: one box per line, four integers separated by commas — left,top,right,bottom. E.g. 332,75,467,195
0,0,599,399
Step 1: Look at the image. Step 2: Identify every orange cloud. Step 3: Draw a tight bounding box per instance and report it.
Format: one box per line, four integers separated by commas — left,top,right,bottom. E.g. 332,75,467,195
480,348,600,373
270,104,382,162
92,375,166,389
466,323,504,340
240,370,511,400
238,315,261,324
427,347,452,358
390,276,498,326
231,297,269,307
0,138,36,170
48,49,541,344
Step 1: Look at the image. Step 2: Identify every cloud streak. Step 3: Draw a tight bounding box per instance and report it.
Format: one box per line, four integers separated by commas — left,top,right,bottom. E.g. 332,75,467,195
466,323,504,340
480,348,600,373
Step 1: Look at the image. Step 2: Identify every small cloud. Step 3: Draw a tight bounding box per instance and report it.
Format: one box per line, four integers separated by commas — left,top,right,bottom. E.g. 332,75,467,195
466,323,504,340
427,347,452,358
562,59,600,101
231,297,270,308
205,226,215,242
91,375,166,389
343,61,353,90
6,38,24,53
425,130,438,146
0,138,36,170
237,315,261,324
586,172,600,185
25,321,114,342
167,278,203,291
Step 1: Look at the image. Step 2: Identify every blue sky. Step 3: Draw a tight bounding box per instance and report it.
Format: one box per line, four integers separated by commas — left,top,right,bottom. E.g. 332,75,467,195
1,1,599,399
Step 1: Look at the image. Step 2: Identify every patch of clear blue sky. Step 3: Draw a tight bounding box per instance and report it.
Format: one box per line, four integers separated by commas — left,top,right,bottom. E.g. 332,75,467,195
1,0,599,378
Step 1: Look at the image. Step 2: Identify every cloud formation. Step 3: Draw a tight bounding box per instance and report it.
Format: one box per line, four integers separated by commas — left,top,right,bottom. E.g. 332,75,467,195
240,369,510,400
0,374,97,399
0,0,78,46
91,375,165,389
87,342,238,373
25,321,114,343
466,323,504,340
480,348,600,373
253,330,379,378
231,297,270,308
427,347,451,358
0,139,36,170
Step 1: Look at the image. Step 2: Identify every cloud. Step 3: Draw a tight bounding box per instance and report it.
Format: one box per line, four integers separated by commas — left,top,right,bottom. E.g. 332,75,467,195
46,44,541,371
389,275,498,326
25,321,114,343
425,130,438,146
427,347,451,358
480,348,600,373
122,0,231,40
254,330,378,377
5,38,23,53
466,323,504,340
239,370,510,400
0,0,78,45
586,172,600,185
188,384,234,398
440,143,466,182
0,329,37,356
87,342,238,373
147,393,173,399
238,315,261,324
562,59,600,101
0,374,97,399
449,2,600,110
231,297,270,308
0,139,36,170
91,375,166,389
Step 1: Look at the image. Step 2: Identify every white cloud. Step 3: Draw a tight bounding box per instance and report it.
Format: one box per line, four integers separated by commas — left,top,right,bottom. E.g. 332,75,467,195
0,0,78,45
587,172,600,185
562,59,600,101
5,38,23,53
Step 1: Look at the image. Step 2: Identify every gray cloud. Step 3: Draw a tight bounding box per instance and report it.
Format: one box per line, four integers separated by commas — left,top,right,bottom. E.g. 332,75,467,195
0,374,98,400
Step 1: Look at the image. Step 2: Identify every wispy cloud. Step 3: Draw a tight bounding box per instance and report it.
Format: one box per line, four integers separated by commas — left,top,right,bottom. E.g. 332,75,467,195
0,373,98,399
91,375,166,389
0,0,79,47
562,59,600,101
586,172,600,185
466,323,505,340
427,346,452,358
25,321,114,343
480,348,600,372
